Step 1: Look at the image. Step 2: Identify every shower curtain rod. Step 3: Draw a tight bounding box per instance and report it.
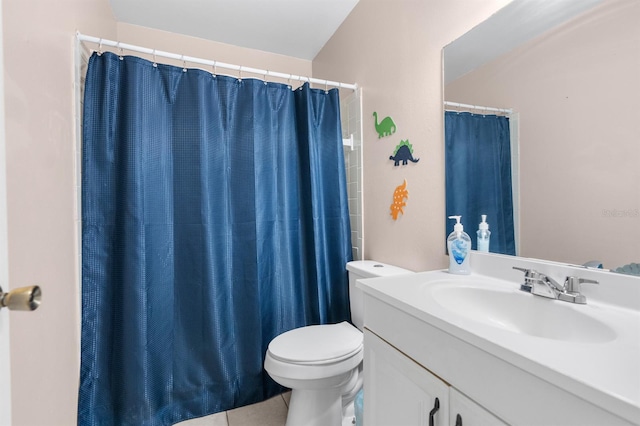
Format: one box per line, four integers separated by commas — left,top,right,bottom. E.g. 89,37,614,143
444,100,512,114
76,32,358,91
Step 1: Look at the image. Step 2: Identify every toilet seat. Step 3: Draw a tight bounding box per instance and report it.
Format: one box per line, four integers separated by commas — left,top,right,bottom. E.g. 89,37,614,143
267,322,363,365
263,261,413,426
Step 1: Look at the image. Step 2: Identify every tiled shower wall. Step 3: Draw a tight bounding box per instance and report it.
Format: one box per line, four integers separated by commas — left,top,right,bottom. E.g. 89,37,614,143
341,89,364,261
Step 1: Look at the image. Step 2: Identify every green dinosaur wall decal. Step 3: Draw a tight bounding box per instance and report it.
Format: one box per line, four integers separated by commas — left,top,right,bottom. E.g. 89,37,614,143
373,111,396,138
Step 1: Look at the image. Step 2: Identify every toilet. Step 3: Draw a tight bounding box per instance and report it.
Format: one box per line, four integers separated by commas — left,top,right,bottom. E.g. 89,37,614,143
264,260,413,426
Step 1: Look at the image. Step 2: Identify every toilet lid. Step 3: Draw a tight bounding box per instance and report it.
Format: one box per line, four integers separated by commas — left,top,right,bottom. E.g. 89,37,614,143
268,321,363,363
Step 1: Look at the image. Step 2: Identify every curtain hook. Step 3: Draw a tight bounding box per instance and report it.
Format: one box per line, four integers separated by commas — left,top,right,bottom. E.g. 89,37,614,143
152,49,157,68
181,55,187,72
238,66,243,82
97,38,103,56
287,74,292,90
211,61,217,78
117,42,124,60
264,70,268,85
325,79,329,94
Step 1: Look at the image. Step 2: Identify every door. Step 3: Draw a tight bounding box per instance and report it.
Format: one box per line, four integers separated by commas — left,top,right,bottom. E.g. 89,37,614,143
0,0,13,422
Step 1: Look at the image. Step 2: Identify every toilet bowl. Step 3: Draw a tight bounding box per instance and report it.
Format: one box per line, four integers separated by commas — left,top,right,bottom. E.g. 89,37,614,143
265,322,363,426
264,261,413,426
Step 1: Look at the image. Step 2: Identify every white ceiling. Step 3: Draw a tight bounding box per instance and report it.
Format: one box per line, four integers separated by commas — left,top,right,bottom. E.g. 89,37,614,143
109,0,605,71
108,0,360,61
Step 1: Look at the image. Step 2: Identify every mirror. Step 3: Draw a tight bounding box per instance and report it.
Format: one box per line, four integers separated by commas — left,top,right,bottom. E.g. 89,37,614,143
443,0,640,271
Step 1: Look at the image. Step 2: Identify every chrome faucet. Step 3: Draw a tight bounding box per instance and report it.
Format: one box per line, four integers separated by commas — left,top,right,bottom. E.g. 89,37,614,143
513,267,598,304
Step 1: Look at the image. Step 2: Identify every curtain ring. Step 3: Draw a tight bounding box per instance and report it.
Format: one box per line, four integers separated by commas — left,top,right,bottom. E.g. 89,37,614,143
97,38,103,56
211,61,217,78
238,66,243,82
117,42,124,60
325,80,329,94
181,55,187,73
264,70,268,85
287,74,292,90
152,49,157,68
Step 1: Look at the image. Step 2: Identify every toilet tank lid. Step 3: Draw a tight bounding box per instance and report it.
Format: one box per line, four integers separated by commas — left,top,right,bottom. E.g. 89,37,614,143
346,260,414,278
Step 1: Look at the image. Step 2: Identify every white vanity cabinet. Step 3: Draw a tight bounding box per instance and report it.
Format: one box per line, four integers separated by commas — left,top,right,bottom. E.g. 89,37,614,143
449,388,507,426
364,329,507,426
364,329,449,425
359,268,638,426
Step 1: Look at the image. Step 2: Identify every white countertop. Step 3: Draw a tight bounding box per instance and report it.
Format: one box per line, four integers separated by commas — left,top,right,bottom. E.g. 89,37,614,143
358,268,640,424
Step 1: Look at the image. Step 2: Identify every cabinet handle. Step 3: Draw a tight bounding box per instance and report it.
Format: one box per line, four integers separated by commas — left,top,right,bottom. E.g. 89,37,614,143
428,397,440,426
455,414,463,426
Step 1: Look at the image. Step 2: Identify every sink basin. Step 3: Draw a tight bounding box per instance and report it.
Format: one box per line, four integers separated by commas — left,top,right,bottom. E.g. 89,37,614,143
427,280,616,343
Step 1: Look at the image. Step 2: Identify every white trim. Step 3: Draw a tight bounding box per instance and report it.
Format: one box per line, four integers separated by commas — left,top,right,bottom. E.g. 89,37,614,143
357,88,365,260
73,32,91,371
0,0,12,421
444,100,512,115
509,112,521,256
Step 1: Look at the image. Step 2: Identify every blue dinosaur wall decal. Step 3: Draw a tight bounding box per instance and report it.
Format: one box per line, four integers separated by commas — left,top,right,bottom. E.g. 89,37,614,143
389,140,419,166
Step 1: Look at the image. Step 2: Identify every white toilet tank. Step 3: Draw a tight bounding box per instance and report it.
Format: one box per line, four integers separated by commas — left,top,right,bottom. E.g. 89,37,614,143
346,260,413,330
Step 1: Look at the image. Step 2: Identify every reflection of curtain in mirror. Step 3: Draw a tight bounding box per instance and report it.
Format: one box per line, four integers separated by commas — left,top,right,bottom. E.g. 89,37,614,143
445,111,515,255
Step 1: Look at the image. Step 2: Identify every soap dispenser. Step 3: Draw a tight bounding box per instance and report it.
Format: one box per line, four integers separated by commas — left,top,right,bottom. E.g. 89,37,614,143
447,215,471,275
476,214,491,253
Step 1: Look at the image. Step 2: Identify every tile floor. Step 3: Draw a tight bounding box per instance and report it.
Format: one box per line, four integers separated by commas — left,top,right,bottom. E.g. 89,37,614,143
175,392,291,426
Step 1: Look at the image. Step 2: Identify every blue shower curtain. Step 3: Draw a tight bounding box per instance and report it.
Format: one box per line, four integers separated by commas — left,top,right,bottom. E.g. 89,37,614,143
445,111,515,255
78,51,352,425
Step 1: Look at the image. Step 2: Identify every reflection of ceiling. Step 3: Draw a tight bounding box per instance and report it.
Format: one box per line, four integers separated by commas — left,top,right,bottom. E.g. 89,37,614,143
108,0,359,61
444,0,604,84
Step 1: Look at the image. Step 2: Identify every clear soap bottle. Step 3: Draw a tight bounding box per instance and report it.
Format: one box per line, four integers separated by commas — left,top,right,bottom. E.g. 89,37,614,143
447,215,471,275
476,214,491,253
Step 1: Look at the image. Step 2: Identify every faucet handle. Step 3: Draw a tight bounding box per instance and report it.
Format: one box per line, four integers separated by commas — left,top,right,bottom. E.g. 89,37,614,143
560,276,599,304
513,266,537,292
512,266,538,278
565,276,599,293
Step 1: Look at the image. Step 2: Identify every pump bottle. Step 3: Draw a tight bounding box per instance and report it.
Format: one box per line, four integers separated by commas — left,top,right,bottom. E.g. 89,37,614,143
476,214,491,253
447,215,471,274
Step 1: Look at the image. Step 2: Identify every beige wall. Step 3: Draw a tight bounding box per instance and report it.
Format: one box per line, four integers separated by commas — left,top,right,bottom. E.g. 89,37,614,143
3,0,116,424
313,0,511,272
116,23,312,81
445,0,640,268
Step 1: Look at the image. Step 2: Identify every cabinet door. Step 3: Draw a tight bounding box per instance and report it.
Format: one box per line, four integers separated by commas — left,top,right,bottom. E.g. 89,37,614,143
364,329,449,426
449,388,507,426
